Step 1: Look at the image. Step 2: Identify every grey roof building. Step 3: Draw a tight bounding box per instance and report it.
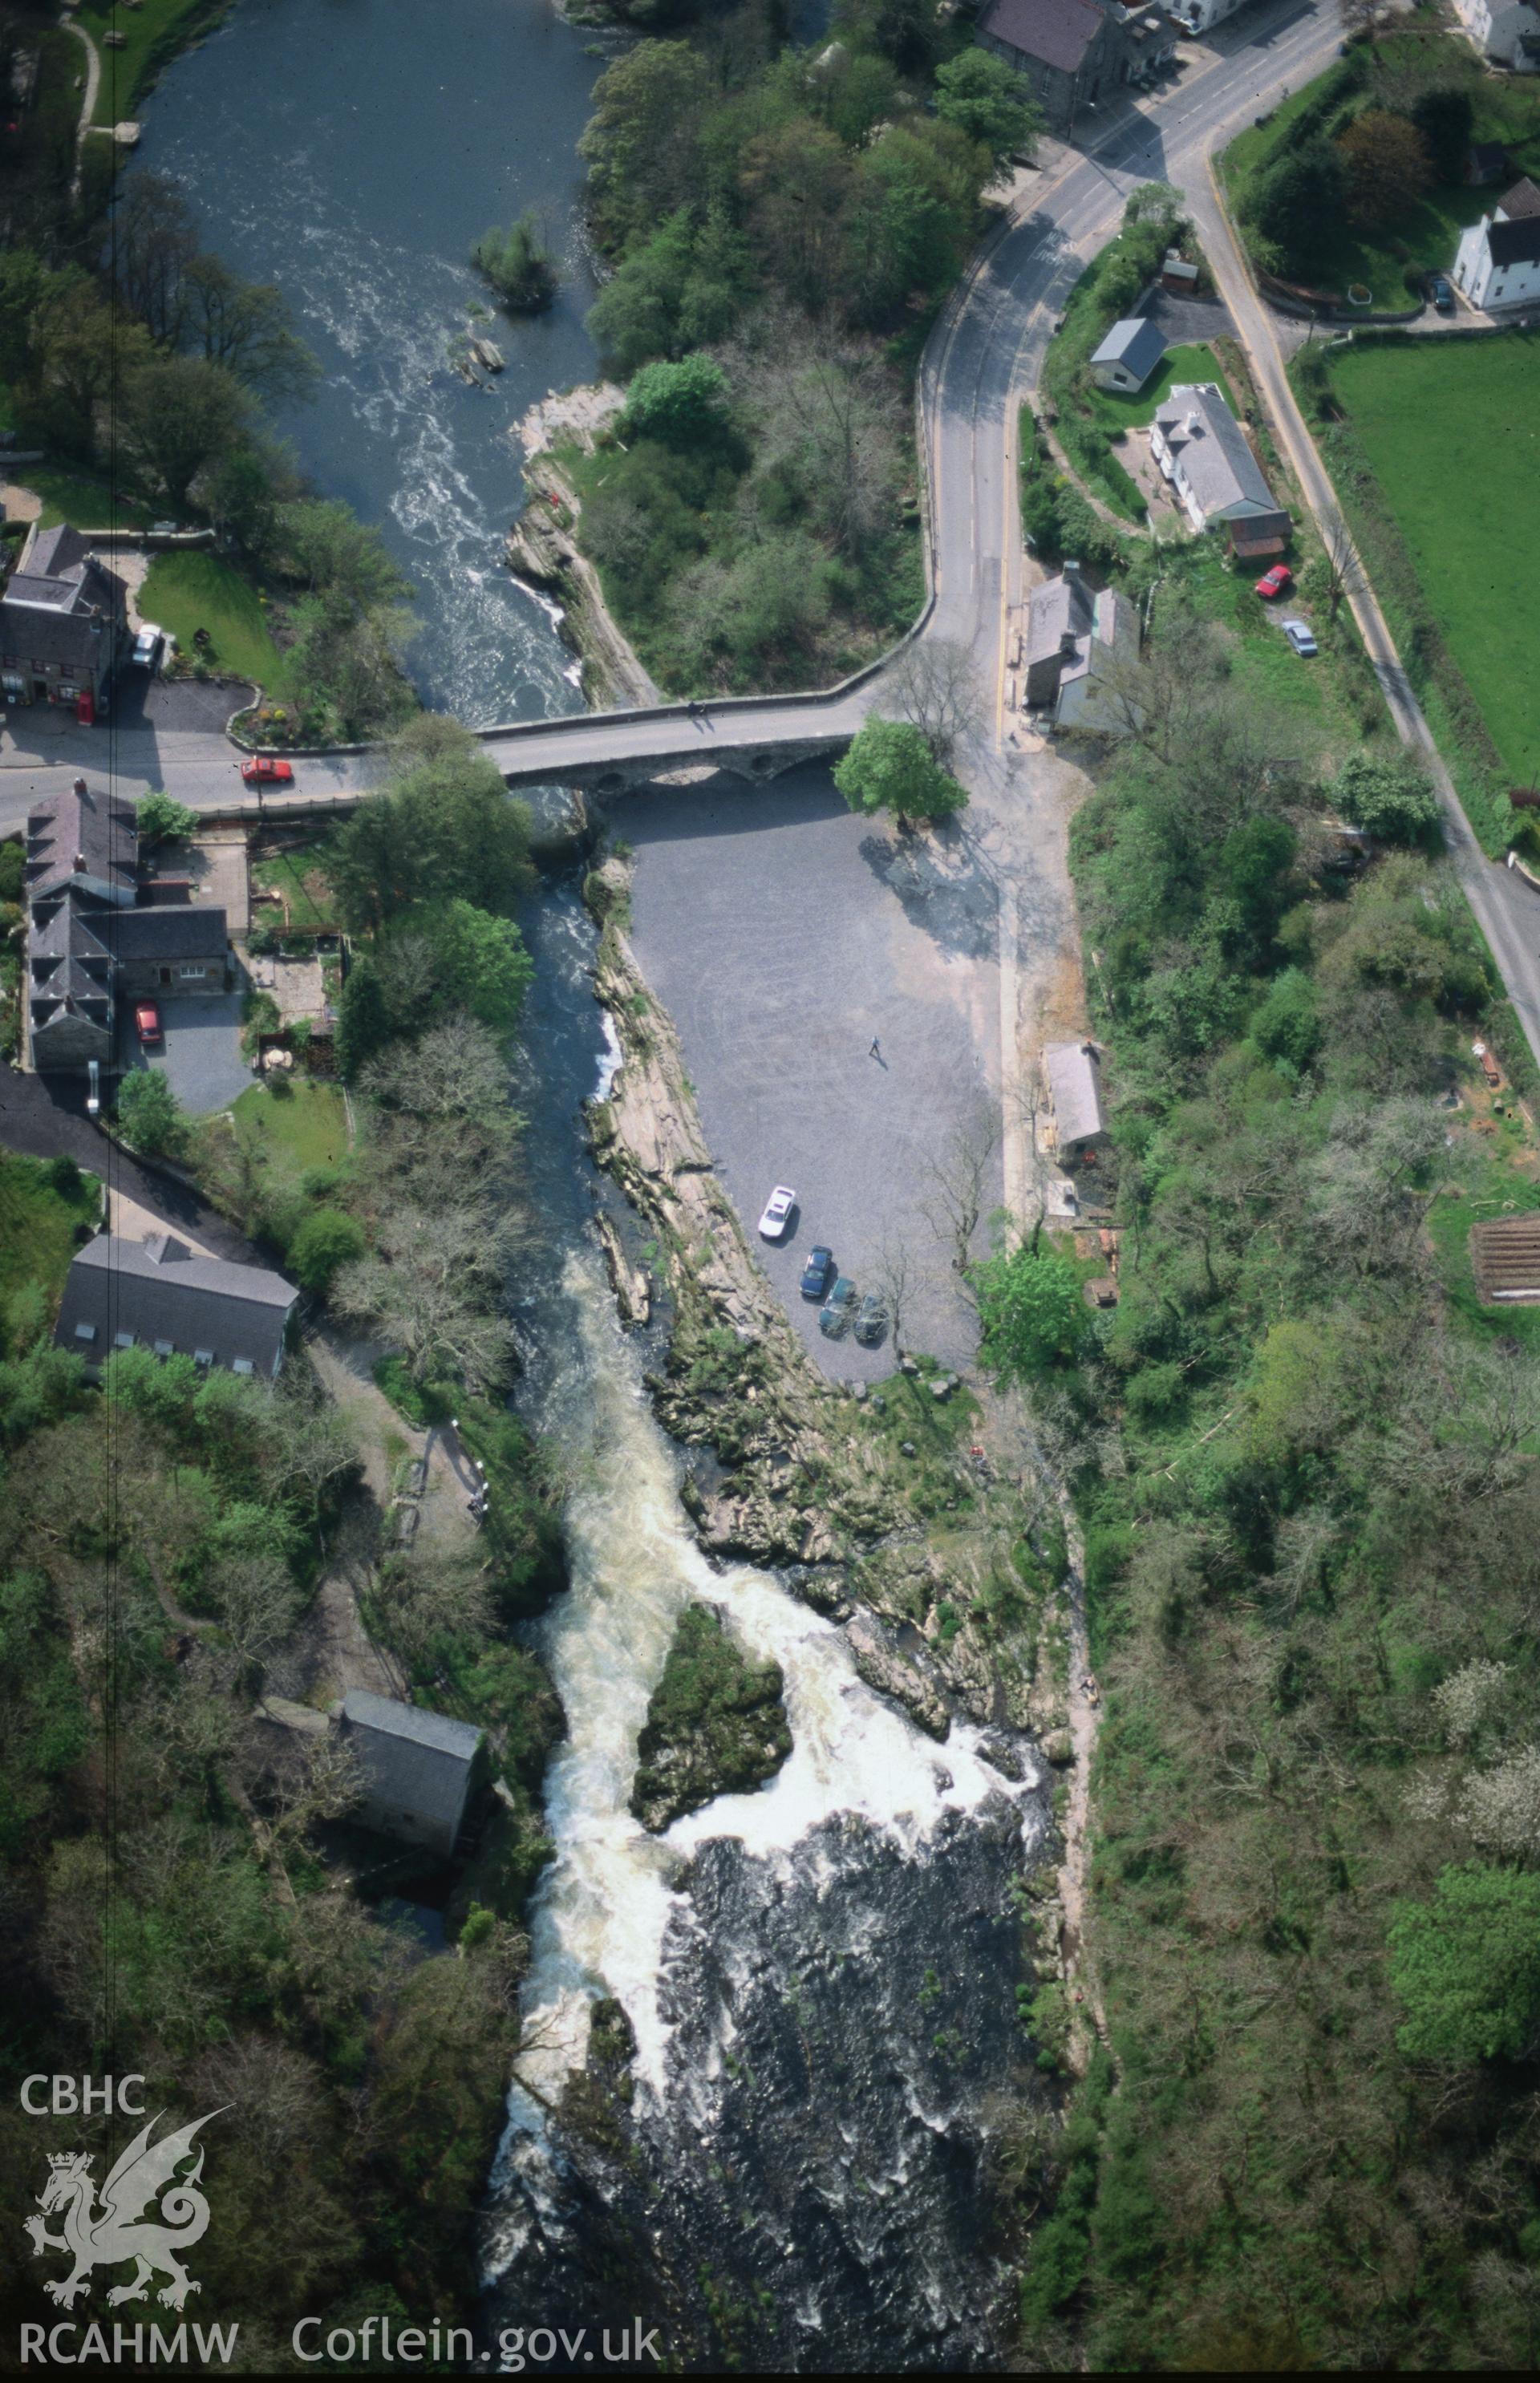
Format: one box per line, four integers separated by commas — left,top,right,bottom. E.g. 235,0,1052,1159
1044,1039,1108,1164
26,777,137,906
336,1691,487,1858
23,778,232,1072
1088,316,1167,392
1,525,128,705
1024,566,1140,730
978,0,1132,131
1149,383,1289,553
54,1232,298,1380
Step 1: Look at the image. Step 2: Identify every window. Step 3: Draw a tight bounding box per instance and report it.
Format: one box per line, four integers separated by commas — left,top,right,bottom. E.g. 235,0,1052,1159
231,1357,253,1376
193,1348,214,1368
178,964,205,979
113,1330,135,1350
153,1338,173,1357
74,1322,96,1343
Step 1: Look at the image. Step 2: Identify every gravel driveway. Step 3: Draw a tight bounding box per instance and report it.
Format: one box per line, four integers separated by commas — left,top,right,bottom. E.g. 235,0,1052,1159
622,764,1003,1379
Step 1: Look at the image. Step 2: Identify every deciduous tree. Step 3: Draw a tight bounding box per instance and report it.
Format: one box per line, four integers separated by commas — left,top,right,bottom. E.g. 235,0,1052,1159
837,716,969,825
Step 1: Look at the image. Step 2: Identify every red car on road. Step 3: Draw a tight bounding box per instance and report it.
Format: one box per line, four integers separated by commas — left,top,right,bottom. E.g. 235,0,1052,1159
241,756,294,786
134,1003,161,1047
1254,564,1294,601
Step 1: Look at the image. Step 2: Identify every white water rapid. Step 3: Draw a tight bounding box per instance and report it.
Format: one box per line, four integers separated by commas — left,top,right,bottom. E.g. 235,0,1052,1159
483,1229,1041,2288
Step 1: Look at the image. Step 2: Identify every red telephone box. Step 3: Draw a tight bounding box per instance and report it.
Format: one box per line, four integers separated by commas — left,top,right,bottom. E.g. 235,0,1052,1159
75,691,95,727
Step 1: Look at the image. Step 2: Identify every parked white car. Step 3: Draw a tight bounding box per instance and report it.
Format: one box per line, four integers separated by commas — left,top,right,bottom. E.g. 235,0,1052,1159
132,623,164,670
1281,618,1318,657
757,1185,796,1239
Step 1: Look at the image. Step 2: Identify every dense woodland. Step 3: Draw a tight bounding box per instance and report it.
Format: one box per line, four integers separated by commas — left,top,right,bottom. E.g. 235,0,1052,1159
972,582,1540,2365
1,725,569,2353
563,0,1039,690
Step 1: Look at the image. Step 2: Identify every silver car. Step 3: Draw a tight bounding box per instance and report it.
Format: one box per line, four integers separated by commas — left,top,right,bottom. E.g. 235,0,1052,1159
1281,618,1318,657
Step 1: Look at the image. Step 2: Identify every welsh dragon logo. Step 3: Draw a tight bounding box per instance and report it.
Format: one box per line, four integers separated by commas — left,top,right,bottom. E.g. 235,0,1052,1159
25,2108,227,2312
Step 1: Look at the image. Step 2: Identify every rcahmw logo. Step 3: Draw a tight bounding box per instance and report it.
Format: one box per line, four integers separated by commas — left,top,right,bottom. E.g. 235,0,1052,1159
21,2079,233,2345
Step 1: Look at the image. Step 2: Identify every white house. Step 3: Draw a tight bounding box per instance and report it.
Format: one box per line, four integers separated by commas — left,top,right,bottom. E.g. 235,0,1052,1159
1453,177,1540,310
1088,316,1167,393
1449,0,1540,71
1148,382,1290,555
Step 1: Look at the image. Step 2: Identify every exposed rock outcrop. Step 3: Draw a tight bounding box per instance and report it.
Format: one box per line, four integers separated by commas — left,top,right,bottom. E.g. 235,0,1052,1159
630,1603,792,1832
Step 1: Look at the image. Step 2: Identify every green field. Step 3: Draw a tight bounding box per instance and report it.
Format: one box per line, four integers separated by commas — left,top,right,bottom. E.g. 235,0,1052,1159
1326,336,1539,789
139,552,290,695
77,0,226,128
1086,341,1235,436
0,1154,100,1323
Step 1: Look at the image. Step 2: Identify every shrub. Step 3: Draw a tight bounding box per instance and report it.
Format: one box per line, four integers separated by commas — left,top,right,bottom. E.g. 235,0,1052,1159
114,1070,186,1161
0,838,22,904
624,354,729,446
1389,1864,1540,2064
472,213,559,313
1330,752,1442,847
287,1207,367,1295
136,791,199,845
43,1154,83,1200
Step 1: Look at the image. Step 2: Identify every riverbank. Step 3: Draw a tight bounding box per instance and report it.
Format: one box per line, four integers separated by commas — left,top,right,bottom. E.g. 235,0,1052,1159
506,448,662,711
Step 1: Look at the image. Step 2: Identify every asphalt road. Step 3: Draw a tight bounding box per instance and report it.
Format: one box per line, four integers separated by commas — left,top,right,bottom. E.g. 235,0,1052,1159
0,1059,253,1260
1185,165,1540,1068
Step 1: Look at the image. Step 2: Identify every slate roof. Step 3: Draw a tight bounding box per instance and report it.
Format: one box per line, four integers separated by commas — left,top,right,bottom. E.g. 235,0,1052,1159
1090,318,1167,384
102,905,229,963
339,1691,484,1838
979,0,1105,73
1045,1040,1107,1149
1487,212,1540,269
26,780,137,902
1500,175,1540,219
1059,587,1139,690
54,1233,298,1377
3,526,127,670
1152,383,1278,521
28,897,113,967
1026,569,1093,667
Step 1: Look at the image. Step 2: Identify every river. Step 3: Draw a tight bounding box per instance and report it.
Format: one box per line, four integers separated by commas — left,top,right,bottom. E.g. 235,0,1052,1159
134,0,608,726
137,6,1047,2365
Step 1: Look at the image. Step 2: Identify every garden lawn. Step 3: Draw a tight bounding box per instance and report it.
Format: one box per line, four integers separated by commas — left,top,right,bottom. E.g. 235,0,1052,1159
249,842,338,931
1168,544,1360,748
139,553,290,695
1326,336,1539,790
0,1154,100,1319
231,1081,349,1191
76,0,225,127
1087,342,1234,436
24,471,152,533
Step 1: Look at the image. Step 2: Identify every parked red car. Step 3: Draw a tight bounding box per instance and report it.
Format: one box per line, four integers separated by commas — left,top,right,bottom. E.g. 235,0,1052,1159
1254,564,1294,601
241,756,294,786
135,1003,162,1047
